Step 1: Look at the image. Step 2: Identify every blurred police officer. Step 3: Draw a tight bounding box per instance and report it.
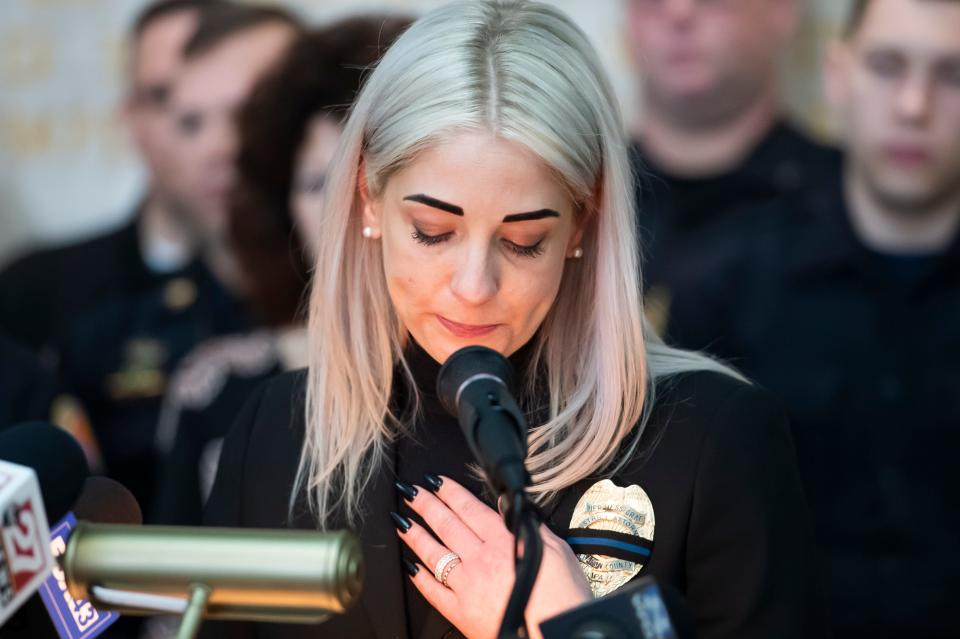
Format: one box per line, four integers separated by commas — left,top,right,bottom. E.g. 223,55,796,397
0,0,228,512
625,0,840,328
667,1,960,636
0,1,220,353
161,3,301,298
0,1,300,516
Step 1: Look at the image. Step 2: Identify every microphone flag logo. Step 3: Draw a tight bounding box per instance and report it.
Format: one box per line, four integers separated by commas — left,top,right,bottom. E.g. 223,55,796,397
0,460,54,625
1,498,46,591
38,512,119,639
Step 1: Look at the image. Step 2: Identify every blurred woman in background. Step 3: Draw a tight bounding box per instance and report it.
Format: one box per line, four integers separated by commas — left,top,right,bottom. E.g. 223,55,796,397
152,15,411,526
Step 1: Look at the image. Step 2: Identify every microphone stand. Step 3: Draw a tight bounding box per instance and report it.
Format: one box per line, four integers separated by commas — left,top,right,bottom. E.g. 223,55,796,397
497,488,543,639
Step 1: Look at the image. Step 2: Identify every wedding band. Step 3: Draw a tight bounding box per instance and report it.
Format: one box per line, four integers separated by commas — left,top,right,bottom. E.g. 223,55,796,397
433,551,461,587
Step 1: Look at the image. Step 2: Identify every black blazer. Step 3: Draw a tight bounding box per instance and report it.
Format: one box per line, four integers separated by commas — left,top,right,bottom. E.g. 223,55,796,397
201,369,826,639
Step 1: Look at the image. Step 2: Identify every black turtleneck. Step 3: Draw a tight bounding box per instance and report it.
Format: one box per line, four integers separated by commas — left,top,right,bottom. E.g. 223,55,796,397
395,339,535,639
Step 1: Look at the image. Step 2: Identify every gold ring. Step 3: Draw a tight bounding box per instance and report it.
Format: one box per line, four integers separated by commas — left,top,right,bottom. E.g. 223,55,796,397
433,551,461,587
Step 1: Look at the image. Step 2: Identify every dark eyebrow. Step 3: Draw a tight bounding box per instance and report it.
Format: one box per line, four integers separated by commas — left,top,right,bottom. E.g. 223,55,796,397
402,194,463,215
402,194,560,222
502,209,560,223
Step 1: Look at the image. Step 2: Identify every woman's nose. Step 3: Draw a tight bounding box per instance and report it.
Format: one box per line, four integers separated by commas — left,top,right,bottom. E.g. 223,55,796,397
449,243,499,306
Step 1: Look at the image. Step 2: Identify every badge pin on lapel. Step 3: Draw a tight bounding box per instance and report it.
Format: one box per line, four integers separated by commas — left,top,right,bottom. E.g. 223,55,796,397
568,479,655,597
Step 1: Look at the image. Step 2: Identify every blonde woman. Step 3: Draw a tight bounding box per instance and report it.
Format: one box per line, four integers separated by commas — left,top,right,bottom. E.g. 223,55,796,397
203,2,824,638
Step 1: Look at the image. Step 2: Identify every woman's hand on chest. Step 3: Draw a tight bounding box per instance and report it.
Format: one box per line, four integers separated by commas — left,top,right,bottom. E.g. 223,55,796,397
393,476,592,639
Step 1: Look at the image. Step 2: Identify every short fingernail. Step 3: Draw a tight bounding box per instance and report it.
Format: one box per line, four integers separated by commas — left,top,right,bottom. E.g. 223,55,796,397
390,511,412,533
395,480,418,501
402,558,420,577
424,474,443,492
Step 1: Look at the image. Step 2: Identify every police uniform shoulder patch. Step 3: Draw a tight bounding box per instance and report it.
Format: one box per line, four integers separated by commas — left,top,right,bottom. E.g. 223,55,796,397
566,479,655,597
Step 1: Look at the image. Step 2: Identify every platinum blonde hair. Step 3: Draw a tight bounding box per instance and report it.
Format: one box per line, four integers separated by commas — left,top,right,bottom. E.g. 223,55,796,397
296,0,738,527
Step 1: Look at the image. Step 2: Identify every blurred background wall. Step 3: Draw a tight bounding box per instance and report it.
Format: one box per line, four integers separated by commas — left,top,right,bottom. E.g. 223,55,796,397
0,0,851,268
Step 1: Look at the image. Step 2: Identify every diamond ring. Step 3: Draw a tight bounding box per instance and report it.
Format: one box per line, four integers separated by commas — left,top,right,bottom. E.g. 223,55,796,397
433,551,462,587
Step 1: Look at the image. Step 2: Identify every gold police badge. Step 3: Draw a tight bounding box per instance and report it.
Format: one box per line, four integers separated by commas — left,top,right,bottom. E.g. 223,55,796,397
568,479,655,597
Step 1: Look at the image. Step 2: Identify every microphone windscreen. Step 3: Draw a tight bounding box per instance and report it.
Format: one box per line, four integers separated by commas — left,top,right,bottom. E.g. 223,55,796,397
0,421,89,522
436,345,515,416
73,476,142,525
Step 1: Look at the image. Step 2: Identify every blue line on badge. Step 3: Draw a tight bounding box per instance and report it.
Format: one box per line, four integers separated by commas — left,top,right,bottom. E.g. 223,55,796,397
566,537,652,557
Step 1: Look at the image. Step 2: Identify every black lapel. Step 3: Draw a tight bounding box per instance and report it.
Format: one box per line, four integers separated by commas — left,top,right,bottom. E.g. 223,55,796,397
355,447,410,639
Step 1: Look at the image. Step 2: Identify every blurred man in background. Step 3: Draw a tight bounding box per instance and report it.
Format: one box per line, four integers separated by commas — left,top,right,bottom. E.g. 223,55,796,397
667,1,960,636
0,0,301,517
0,0,218,353
625,0,840,329
54,3,299,516
0,0,224,505
163,4,301,295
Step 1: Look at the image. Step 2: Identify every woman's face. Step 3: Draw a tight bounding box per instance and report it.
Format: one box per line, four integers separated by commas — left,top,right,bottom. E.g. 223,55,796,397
361,131,584,364
292,115,343,258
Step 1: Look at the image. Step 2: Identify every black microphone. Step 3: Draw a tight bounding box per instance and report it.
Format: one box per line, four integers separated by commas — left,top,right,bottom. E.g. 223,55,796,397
437,345,529,496
539,576,697,639
0,422,90,524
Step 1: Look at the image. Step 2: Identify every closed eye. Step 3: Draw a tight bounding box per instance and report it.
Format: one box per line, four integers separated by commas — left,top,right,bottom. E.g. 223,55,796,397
412,226,546,257
411,226,452,246
503,239,545,258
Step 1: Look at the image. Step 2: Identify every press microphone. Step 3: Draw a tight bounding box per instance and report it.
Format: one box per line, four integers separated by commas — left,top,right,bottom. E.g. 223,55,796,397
539,576,696,639
1,477,142,638
61,524,363,625
0,422,88,626
0,421,90,523
437,345,529,495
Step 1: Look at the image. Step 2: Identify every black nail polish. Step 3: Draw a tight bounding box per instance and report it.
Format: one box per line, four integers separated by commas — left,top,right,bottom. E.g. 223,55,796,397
402,558,420,577
424,474,443,492
390,511,412,533
395,480,418,501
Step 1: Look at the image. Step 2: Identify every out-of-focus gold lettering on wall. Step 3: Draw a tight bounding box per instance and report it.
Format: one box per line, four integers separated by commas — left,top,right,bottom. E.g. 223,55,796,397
1,113,53,155
0,30,54,87
0,110,127,159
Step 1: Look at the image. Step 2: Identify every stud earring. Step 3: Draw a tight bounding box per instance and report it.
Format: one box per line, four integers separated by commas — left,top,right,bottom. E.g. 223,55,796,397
572,247,583,259
362,226,374,239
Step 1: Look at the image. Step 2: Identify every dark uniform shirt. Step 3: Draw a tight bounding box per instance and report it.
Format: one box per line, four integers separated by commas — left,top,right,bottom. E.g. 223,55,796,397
153,331,284,526
633,120,841,331
666,170,960,639
0,212,252,513
0,330,59,429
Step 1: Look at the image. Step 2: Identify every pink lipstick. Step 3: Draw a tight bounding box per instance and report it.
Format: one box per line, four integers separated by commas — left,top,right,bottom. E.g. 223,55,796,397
437,315,499,338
